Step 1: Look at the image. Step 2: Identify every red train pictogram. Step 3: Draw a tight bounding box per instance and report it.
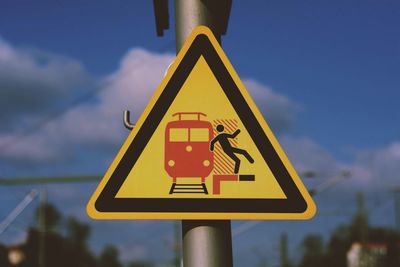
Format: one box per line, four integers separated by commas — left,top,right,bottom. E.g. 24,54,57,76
165,112,214,194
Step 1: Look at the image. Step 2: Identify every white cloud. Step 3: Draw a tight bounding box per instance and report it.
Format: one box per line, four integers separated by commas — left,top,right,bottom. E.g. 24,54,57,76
244,79,301,134
0,37,90,131
280,135,342,176
280,137,400,193
0,48,174,164
348,142,400,191
0,131,60,163
281,139,400,193
57,48,175,146
0,45,301,167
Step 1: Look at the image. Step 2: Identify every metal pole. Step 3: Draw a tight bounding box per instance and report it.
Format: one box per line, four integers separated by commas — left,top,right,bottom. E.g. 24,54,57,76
392,189,400,231
175,0,221,51
0,190,38,235
174,0,233,266
182,221,233,267
39,188,47,267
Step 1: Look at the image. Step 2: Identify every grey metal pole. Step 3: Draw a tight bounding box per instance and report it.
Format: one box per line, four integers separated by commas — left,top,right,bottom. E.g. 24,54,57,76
182,221,233,267
0,190,38,235
174,0,233,266
175,0,221,51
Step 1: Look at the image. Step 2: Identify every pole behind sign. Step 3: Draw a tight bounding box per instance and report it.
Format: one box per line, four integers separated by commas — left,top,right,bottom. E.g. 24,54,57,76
174,0,233,266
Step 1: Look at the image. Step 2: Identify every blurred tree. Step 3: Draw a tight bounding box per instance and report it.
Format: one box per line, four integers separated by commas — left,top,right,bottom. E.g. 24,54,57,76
20,204,101,267
98,245,122,267
324,225,351,267
22,228,65,267
322,192,369,267
302,192,400,267
0,244,11,267
298,234,324,267
385,232,400,267
128,261,154,267
64,217,97,267
66,217,90,245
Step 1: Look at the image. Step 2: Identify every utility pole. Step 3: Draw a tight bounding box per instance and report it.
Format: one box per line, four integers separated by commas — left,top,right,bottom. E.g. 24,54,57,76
391,187,400,232
279,232,291,267
172,221,181,267
39,188,47,267
154,0,233,266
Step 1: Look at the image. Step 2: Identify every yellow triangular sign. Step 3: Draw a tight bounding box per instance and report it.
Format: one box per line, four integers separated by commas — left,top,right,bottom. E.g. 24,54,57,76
87,26,316,220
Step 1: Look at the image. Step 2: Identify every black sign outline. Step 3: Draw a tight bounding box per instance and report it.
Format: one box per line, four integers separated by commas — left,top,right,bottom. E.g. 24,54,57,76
95,33,308,214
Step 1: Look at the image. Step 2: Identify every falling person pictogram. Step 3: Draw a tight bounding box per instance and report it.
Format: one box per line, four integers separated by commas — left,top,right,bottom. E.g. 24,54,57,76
210,124,254,174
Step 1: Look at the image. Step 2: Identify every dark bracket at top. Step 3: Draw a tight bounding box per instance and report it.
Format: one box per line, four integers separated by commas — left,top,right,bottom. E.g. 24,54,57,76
153,0,170,36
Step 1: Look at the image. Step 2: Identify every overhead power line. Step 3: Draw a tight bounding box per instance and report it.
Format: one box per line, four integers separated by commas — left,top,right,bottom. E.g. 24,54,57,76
0,175,100,185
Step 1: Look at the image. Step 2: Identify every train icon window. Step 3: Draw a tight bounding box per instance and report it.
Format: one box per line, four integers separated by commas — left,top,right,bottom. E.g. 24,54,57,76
169,128,210,142
189,128,209,142
169,128,189,142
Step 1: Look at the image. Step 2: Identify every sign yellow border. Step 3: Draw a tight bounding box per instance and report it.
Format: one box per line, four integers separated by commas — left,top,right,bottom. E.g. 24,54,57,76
87,26,316,220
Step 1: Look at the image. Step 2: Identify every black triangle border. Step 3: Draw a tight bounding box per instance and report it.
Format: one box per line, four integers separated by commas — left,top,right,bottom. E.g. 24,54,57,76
95,34,307,214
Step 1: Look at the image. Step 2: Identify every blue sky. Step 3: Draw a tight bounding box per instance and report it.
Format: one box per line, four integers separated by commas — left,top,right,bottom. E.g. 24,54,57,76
0,1,399,266
2,1,399,159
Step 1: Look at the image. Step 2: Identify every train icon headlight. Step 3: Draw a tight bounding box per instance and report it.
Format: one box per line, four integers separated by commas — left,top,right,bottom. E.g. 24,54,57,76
168,160,175,167
203,160,210,167
185,145,193,152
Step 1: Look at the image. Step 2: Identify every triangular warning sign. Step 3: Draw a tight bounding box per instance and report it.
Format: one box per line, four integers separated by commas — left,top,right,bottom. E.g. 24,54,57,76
87,26,316,220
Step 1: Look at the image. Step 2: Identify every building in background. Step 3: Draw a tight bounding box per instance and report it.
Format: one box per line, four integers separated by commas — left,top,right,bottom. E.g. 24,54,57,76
347,242,387,267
